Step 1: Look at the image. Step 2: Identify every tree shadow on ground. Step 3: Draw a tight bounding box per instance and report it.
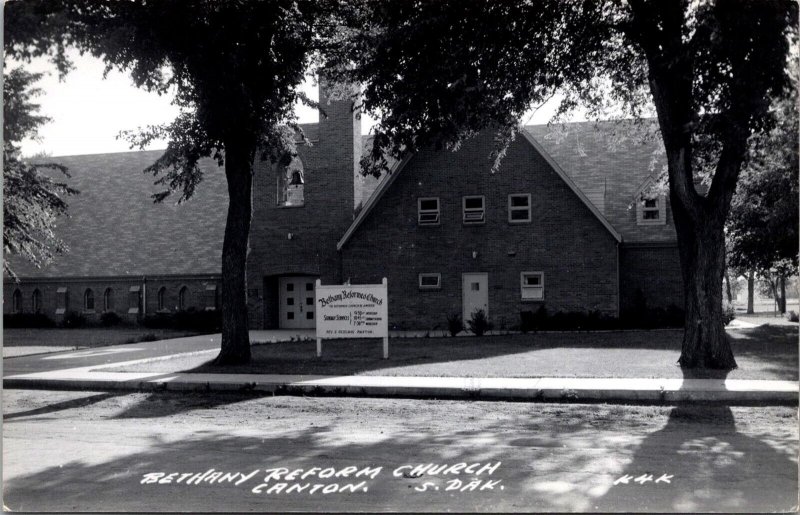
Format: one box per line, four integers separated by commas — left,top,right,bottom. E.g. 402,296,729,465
3,393,120,421
594,368,798,512
3,402,624,512
4,389,797,512
110,391,273,419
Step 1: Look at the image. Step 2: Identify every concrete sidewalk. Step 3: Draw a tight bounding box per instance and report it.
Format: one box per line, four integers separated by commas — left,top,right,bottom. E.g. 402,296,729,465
4,349,797,404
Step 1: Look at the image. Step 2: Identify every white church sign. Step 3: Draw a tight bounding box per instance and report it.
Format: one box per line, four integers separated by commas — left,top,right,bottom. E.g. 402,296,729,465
315,278,389,358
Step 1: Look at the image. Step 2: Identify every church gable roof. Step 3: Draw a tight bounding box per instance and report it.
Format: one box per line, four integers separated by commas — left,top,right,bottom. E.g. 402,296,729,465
6,150,228,278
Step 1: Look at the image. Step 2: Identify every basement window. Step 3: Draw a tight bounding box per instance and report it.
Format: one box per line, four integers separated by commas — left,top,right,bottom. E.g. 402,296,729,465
418,197,440,225
418,273,442,290
520,272,544,301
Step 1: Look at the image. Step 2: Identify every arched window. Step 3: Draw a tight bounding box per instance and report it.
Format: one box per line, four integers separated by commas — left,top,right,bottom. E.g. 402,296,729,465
32,289,42,313
103,288,114,311
178,286,188,311
12,289,22,314
157,287,167,311
84,289,95,311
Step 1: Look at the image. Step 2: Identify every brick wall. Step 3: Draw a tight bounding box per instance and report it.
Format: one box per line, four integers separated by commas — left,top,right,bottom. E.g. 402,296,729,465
3,275,220,324
619,244,684,312
341,131,621,330
246,82,359,328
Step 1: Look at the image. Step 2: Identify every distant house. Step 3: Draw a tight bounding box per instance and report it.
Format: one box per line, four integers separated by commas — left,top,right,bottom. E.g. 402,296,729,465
4,83,683,329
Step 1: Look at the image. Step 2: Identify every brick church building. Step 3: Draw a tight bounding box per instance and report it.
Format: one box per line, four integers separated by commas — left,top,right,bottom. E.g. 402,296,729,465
4,83,683,330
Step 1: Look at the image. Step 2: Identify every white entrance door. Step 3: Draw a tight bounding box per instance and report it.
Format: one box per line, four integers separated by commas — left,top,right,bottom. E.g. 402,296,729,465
462,273,489,323
279,276,317,329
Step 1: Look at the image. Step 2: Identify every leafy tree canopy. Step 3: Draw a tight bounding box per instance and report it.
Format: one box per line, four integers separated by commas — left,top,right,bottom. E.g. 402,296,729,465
726,91,799,276
328,0,798,370
3,66,77,278
329,0,795,180
5,0,345,364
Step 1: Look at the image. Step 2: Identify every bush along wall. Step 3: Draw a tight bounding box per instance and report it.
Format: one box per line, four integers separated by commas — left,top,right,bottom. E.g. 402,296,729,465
519,304,685,333
141,308,222,333
3,313,57,328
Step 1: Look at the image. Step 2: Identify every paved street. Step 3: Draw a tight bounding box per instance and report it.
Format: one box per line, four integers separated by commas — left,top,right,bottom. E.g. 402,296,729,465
3,389,797,512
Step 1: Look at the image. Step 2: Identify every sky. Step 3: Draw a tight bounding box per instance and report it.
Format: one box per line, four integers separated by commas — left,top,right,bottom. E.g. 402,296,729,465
16,52,566,158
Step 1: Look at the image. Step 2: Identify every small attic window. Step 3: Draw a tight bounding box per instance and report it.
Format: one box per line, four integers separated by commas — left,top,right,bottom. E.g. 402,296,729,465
277,157,305,207
636,180,666,226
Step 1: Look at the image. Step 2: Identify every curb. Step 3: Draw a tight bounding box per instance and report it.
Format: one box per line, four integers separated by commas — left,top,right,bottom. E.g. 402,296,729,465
4,376,797,405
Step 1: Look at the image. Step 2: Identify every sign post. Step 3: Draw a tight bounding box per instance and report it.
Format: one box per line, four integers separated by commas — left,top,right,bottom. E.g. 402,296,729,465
314,278,389,359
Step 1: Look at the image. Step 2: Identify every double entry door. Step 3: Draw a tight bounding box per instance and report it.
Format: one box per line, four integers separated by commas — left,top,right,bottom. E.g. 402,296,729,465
278,276,316,329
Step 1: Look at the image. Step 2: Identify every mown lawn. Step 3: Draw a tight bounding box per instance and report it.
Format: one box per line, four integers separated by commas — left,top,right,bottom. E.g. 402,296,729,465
3,328,201,349
114,325,798,381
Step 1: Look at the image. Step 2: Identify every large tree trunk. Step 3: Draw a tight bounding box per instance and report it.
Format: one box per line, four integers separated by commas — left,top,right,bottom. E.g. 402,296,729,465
627,0,744,371
672,192,737,369
747,270,755,314
778,275,787,314
214,134,255,365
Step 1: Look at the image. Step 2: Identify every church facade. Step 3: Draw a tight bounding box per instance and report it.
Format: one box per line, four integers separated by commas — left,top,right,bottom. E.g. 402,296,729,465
4,83,683,330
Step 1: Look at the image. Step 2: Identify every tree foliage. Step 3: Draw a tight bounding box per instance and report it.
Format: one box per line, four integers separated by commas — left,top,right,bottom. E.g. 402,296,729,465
3,66,77,278
5,0,341,363
726,93,799,276
329,0,798,369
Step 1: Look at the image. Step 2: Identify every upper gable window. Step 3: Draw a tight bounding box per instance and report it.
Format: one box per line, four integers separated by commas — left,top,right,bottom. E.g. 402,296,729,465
508,194,531,224
636,183,666,226
418,197,440,225
277,157,305,207
462,196,486,225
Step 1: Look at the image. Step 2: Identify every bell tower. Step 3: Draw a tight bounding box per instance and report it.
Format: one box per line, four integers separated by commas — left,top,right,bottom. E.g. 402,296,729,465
247,78,362,328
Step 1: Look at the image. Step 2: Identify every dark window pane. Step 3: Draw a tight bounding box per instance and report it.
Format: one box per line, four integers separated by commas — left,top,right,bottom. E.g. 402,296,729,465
511,209,529,220
306,311,314,319
287,312,294,319
464,197,483,209
644,210,659,220
419,199,438,210
286,283,294,292
511,195,529,207
420,275,439,286
306,297,313,305
306,283,314,291
287,298,294,305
